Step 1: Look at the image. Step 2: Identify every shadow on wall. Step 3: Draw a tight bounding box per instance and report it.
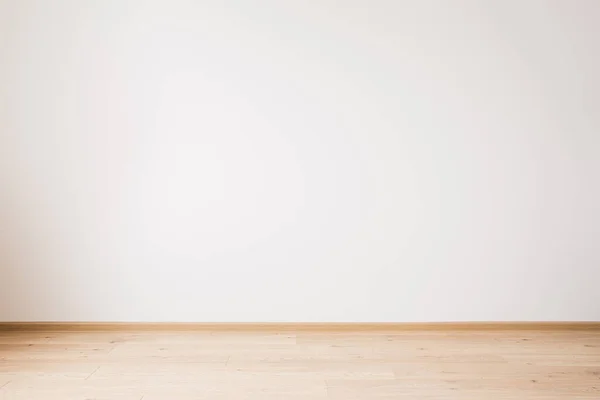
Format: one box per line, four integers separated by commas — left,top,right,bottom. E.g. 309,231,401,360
0,171,77,322
0,188,32,321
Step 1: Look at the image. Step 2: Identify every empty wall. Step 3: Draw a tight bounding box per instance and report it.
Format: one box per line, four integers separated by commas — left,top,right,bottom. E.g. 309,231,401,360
1,0,599,322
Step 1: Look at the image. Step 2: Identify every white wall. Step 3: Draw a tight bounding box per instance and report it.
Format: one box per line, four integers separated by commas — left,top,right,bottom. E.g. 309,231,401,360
1,0,599,322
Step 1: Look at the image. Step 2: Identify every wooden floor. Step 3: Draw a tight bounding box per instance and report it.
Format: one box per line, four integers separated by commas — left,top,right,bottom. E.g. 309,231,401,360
0,329,599,399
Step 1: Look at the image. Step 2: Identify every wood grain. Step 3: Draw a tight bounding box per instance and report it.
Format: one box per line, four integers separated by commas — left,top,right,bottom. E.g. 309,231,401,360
0,328,599,399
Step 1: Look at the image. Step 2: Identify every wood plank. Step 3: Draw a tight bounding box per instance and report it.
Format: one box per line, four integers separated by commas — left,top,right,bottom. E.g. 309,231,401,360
0,329,599,399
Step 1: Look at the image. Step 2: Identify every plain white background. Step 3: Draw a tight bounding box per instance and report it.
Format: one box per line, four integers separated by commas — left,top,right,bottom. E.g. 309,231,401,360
0,0,599,322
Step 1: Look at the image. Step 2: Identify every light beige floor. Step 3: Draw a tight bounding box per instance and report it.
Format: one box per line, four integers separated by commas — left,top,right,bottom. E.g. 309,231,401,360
0,329,599,399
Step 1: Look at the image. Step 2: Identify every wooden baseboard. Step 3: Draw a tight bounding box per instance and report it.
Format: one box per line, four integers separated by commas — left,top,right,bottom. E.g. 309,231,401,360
0,322,599,332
